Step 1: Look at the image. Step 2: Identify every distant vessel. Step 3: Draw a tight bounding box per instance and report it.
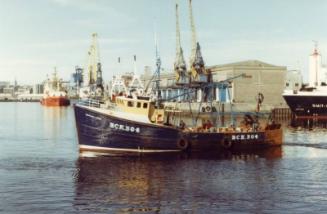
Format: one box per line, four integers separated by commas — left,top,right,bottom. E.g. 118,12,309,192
283,43,327,118
283,86,327,118
41,68,70,107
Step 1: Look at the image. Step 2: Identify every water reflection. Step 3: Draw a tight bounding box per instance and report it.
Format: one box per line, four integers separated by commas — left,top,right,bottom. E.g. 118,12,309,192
289,118,327,129
42,106,69,140
73,148,282,213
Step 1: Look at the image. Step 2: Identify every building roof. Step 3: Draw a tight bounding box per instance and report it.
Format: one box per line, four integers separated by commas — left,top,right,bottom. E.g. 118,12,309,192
208,60,286,70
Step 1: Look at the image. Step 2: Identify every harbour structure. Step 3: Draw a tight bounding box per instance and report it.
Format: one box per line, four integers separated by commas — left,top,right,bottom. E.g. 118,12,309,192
141,60,287,113
209,60,287,108
283,43,327,118
79,33,104,99
188,0,208,84
142,0,286,114
68,66,83,98
174,3,188,85
41,68,70,106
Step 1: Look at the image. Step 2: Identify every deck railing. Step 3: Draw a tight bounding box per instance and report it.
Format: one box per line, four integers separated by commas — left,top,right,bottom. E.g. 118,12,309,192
79,99,101,108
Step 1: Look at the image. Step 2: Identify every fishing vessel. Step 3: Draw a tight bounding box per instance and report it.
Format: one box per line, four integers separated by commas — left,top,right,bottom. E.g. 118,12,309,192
74,91,282,153
41,68,70,107
74,0,282,154
283,43,327,118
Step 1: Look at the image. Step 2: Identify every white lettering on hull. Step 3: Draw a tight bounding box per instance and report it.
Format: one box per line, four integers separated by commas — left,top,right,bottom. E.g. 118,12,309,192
109,122,140,133
312,104,327,108
231,134,259,141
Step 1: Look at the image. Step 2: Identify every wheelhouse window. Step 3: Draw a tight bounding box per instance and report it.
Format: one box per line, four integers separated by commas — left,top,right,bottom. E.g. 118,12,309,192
127,101,134,107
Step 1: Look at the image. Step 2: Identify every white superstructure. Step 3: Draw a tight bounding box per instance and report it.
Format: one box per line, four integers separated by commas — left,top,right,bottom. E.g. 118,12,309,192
309,43,323,87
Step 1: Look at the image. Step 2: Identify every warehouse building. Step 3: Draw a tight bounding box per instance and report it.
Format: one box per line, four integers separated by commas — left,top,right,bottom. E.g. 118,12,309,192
141,60,287,112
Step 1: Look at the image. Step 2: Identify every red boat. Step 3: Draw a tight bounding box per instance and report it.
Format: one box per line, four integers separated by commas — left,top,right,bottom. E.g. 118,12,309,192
41,68,70,107
41,96,70,106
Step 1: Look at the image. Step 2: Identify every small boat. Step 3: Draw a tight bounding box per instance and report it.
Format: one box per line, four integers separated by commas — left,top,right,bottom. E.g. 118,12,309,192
74,95,282,154
41,68,70,107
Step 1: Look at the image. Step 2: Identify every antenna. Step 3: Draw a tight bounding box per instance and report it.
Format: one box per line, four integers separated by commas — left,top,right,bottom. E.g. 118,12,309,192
133,55,137,74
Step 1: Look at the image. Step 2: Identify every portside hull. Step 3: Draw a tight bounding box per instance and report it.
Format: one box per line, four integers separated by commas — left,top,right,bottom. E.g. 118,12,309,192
283,94,327,118
41,97,70,106
74,104,183,153
186,130,280,151
74,104,283,154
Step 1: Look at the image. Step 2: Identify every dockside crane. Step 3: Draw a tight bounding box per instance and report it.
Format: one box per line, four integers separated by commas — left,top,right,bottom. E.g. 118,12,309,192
188,0,207,83
174,2,188,85
87,33,103,94
79,33,104,99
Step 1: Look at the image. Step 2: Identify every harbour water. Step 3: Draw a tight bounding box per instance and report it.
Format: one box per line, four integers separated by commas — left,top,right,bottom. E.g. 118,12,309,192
1,103,327,213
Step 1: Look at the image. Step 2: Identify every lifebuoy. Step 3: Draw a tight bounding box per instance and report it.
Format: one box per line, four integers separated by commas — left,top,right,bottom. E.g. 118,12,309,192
177,138,189,150
205,106,211,112
221,137,232,149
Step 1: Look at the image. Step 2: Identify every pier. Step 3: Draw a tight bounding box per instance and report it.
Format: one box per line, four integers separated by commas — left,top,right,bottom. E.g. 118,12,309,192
271,107,292,120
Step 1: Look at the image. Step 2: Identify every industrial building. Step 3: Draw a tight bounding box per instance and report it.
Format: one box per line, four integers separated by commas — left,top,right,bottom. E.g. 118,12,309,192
209,60,287,107
141,60,288,112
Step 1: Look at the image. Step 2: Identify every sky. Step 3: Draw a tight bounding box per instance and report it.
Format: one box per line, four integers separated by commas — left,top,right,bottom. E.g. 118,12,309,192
1,0,327,84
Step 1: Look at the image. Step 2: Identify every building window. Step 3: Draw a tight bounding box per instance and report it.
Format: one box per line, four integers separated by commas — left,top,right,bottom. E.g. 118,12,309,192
137,102,141,108
295,83,299,87
286,83,289,87
143,103,148,108
128,101,134,107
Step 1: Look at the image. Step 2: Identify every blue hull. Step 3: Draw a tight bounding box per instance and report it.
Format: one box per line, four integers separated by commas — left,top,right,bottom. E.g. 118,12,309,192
74,104,183,152
186,131,267,151
74,104,276,153
283,94,327,117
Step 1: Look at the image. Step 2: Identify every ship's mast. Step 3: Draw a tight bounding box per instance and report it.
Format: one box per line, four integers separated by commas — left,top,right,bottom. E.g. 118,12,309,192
174,2,188,85
188,0,206,82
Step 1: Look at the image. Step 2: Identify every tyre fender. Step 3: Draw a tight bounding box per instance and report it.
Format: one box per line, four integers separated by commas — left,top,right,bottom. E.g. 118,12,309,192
177,137,189,150
221,137,232,149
